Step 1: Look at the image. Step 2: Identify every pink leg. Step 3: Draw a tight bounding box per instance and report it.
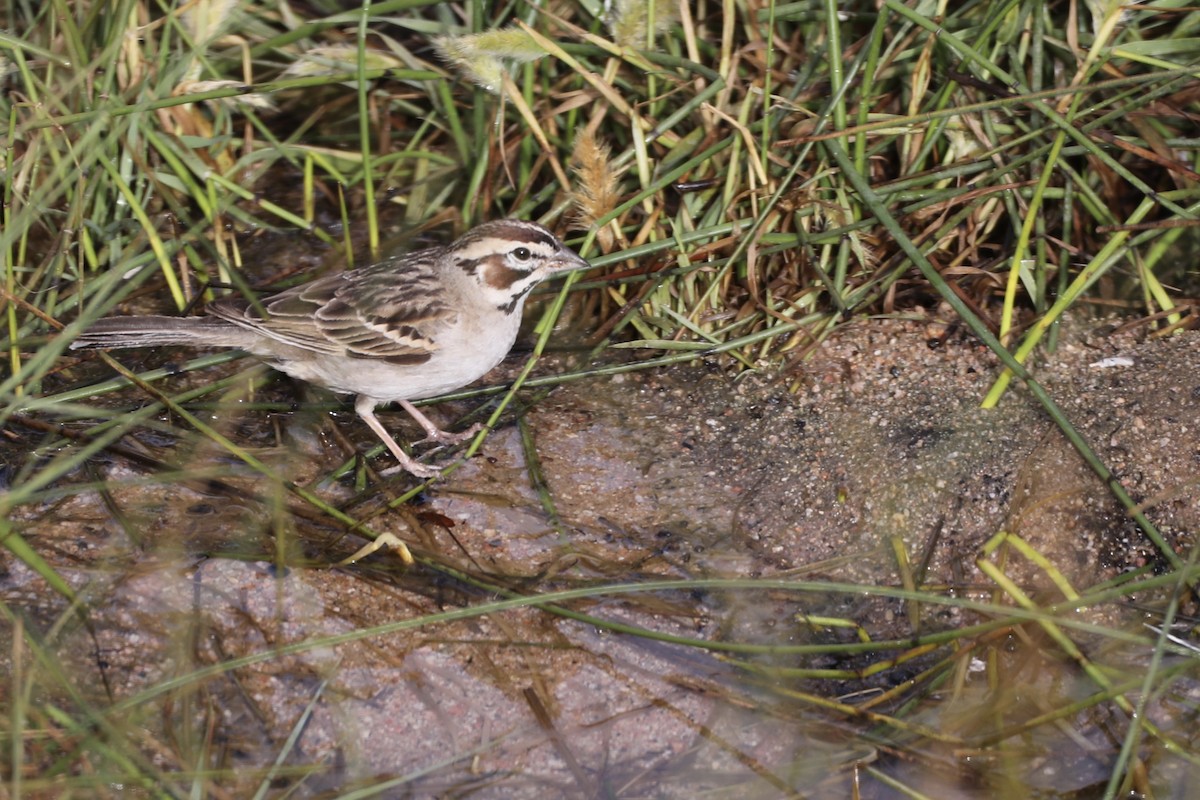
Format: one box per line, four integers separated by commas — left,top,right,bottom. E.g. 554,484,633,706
398,399,484,446
354,396,440,477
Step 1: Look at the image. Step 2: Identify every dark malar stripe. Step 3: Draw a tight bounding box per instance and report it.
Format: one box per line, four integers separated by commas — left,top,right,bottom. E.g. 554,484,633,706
498,284,536,315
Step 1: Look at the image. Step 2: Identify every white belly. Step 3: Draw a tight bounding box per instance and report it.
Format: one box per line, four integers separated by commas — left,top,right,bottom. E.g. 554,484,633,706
267,303,523,404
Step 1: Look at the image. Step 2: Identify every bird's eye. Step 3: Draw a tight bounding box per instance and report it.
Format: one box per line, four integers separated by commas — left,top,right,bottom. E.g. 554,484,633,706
511,247,532,262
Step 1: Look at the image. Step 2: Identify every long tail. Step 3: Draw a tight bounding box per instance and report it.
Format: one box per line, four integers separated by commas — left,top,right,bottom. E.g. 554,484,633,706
70,315,257,350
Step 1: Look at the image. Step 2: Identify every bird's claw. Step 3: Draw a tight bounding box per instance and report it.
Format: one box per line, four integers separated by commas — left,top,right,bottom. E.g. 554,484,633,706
413,422,486,448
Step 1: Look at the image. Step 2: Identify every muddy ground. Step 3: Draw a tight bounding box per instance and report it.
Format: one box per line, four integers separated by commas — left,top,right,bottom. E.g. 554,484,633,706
3,317,1198,798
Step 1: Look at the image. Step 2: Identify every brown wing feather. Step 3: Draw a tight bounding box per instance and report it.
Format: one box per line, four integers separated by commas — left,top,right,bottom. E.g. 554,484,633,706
207,254,457,360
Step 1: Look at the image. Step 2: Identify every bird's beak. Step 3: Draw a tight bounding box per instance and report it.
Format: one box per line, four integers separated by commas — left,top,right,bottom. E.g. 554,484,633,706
556,248,592,274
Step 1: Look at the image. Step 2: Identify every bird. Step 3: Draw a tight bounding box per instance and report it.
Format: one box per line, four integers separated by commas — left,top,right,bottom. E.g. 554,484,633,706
70,219,591,477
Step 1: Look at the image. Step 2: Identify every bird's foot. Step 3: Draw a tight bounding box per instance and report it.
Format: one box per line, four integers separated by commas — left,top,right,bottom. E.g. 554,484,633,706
413,422,485,448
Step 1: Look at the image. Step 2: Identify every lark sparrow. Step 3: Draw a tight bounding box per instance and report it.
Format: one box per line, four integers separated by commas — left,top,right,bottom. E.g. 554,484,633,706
71,219,590,477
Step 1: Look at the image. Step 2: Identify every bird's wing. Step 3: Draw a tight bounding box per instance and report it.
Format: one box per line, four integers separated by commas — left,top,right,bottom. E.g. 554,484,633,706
208,258,457,363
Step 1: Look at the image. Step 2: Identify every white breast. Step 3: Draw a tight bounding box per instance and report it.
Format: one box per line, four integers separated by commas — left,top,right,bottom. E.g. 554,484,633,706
269,295,526,405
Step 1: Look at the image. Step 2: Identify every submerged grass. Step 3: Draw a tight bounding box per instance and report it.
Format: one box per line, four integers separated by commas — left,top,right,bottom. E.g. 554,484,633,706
2,0,1199,796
